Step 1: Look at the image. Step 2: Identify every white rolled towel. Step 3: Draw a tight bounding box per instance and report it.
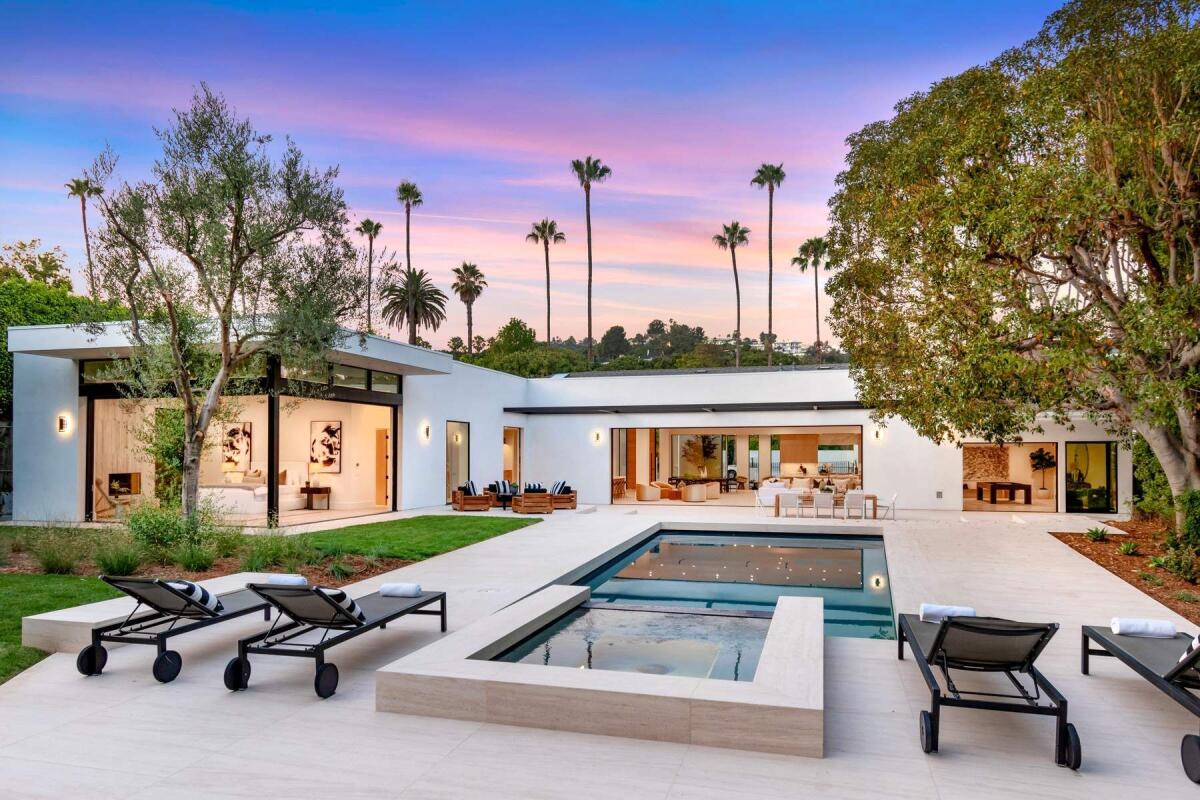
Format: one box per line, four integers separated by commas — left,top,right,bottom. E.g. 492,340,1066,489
380,582,422,597
267,574,308,586
920,603,977,623
1111,617,1177,638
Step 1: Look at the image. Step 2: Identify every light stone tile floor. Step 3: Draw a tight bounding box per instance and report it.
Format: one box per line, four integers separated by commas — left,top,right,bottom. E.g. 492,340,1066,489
1,505,1196,798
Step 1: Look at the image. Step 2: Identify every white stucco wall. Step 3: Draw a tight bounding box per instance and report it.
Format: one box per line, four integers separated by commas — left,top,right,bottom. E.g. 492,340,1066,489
12,353,85,522
397,361,529,509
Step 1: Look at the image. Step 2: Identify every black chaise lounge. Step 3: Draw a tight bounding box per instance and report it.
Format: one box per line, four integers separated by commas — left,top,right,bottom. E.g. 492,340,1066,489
1082,625,1200,781
898,613,1081,769
77,576,271,683
224,583,447,698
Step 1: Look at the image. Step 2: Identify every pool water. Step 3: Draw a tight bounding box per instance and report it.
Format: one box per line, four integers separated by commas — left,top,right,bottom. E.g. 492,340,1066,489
490,530,894,683
581,532,894,639
494,606,772,681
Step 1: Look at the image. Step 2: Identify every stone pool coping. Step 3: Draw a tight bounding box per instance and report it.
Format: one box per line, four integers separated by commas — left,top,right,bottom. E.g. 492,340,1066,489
376,584,824,757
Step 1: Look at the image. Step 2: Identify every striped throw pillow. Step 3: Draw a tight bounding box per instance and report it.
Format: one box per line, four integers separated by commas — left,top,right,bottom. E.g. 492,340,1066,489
551,480,567,495
1180,634,1200,664
167,580,224,614
317,587,366,624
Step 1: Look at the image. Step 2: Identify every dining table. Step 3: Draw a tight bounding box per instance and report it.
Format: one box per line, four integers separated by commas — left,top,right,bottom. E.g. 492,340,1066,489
774,491,879,519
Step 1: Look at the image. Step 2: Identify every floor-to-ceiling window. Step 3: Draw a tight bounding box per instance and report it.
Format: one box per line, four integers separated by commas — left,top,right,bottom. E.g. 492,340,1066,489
961,442,1057,513
445,421,470,502
1065,442,1117,513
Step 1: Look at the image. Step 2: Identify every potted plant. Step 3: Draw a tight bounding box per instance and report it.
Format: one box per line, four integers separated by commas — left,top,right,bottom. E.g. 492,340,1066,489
1030,447,1057,499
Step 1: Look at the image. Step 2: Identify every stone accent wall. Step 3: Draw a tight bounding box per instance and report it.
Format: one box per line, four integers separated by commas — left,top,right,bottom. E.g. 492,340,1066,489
963,445,1009,480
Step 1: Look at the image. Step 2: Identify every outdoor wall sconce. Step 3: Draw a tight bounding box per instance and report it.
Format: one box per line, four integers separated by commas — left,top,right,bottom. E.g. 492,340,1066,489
56,413,71,435
424,424,431,440
453,432,461,444
592,430,602,444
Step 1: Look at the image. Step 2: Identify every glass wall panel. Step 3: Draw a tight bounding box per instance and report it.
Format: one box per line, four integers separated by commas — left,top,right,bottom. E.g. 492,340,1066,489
673,434,721,478
1065,442,1117,513
371,371,400,393
332,364,368,390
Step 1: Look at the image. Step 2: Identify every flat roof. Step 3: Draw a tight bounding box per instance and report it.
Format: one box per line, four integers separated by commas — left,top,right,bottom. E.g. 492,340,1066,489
503,400,866,415
558,363,851,378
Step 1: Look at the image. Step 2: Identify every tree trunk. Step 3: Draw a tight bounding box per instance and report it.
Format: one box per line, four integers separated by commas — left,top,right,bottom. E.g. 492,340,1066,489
732,248,741,368
466,300,474,354
766,186,773,367
405,204,413,271
1141,422,1200,530
813,269,821,361
409,315,417,346
544,241,552,345
80,198,97,300
585,185,594,366
366,237,374,332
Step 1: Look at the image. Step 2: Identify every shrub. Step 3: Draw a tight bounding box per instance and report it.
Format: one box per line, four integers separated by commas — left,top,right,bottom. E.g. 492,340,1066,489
1085,527,1108,542
173,543,216,572
127,504,188,551
240,534,319,571
32,530,87,574
94,535,143,575
205,524,245,559
1137,570,1165,587
1116,540,1139,556
1179,490,1200,548
327,560,355,581
1175,590,1199,604
1152,542,1200,584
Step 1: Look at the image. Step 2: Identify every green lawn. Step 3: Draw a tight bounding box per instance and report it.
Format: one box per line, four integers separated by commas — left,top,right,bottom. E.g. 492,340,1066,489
0,574,121,683
305,514,539,561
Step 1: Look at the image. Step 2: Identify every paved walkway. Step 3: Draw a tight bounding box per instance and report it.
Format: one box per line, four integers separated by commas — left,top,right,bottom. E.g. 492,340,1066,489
1,506,1194,798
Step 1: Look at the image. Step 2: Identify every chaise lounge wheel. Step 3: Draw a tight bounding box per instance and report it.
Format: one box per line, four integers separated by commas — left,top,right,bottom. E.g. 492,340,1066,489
1060,723,1081,771
1182,734,1200,783
152,650,183,683
314,663,339,699
919,710,937,754
223,656,251,691
76,644,107,677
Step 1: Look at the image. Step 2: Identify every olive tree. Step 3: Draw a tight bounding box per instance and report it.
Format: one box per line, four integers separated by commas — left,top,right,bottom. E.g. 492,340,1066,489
87,85,364,520
826,0,1200,525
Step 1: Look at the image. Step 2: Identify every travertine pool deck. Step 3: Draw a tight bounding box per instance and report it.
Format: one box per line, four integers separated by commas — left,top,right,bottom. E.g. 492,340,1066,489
2,505,1196,798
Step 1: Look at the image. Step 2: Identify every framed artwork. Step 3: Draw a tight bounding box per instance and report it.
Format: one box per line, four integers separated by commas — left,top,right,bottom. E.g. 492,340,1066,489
222,422,252,472
310,420,343,473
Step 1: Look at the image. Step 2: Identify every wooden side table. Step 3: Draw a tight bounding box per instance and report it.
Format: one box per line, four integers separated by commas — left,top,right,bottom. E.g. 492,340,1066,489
300,485,331,510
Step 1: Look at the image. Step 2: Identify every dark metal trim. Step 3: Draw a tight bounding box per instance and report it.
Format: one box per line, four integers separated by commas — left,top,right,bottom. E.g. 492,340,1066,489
503,400,866,415
84,395,95,521
391,404,400,511
266,356,281,525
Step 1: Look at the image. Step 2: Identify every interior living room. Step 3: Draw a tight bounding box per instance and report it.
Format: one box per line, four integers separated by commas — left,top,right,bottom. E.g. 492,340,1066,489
611,425,863,507
961,442,1058,513
90,370,398,527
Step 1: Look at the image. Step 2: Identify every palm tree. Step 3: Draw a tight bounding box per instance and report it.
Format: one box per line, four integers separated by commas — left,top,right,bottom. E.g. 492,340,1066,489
354,218,383,331
713,221,751,367
380,266,447,346
751,163,786,366
792,236,829,360
65,176,103,298
570,156,612,366
525,219,566,344
395,180,423,271
450,262,487,354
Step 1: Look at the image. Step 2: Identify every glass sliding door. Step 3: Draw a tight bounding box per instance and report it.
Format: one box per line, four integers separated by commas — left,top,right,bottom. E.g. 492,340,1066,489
1065,442,1117,513
503,427,522,486
445,421,469,503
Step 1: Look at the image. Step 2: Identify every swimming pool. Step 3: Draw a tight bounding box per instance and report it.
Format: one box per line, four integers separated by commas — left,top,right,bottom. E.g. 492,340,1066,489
579,530,894,639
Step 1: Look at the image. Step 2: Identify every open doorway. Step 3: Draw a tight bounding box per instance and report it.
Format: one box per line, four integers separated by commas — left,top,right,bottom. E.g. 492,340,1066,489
503,427,522,487
962,442,1057,512
446,421,469,502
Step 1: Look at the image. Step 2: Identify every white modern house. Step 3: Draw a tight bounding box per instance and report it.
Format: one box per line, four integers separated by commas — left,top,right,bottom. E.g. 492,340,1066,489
9,322,1132,524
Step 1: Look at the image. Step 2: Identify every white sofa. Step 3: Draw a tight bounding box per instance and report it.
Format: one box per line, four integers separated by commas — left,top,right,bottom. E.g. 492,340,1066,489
198,460,308,514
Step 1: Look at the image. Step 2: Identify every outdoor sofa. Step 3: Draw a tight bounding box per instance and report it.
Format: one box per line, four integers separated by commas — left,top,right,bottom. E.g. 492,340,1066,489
898,613,1081,770
225,582,446,698
1082,624,1200,781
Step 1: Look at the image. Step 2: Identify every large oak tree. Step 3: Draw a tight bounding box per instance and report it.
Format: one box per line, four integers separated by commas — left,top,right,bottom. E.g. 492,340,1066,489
826,0,1200,524
87,85,364,520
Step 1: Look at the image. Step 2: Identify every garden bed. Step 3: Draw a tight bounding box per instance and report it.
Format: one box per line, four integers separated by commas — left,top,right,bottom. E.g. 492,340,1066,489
1052,519,1200,626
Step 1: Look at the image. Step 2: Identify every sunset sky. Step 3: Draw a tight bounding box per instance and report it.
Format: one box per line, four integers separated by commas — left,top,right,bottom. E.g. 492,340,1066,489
0,1,1061,348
